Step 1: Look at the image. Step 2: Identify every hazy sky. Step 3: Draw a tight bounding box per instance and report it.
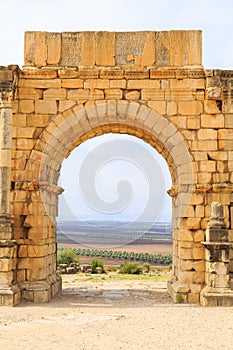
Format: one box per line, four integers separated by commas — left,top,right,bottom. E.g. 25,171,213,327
1,0,232,223
1,0,233,68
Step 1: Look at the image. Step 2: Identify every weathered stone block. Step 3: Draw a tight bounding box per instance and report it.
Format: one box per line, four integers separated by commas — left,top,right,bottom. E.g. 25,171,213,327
27,114,50,127
95,32,115,66
178,101,203,115
84,79,109,89
18,88,43,100
61,79,83,89
35,100,57,114
18,245,28,258
47,33,61,65
141,89,164,100
19,79,61,89
125,91,140,100
197,128,217,140
19,100,34,114
105,89,122,100
148,101,166,114
204,100,221,114
24,32,47,66
43,88,66,100
110,79,126,89
167,101,177,115
128,80,160,89
188,293,200,303
34,290,50,303
58,100,76,112
201,114,224,128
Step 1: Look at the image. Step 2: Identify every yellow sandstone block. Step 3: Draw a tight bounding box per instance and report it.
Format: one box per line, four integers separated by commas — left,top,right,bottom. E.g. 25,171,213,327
218,129,233,140
59,100,76,112
27,114,50,127
197,128,217,140
17,127,35,138
18,88,43,100
148,101,166,115
61,79,83,88
125,91,140,100
169,30,202,66
35,100,57,114
170,79,204,89
84,79,109,89
16,138,35,150
192,140,218,151
201,114,224,128
128,80,160,89
167,101,177,115
141,89,164,100
95,32,115,66
82,32,95,66
47,32,61,65
204,100,221,114
110,80,126,89
199,160,216,172
43,88,66,100
89,89,104,100
178,101,203,115
24,32,47,66
141,32,156,66
105,89,122,100
186,117,200,129
19,100,34,114
19,79,61,89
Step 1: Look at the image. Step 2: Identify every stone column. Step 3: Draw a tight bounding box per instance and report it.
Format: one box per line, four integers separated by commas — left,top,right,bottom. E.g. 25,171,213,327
200,202,233,306
0,67,20,306
0,90,13,238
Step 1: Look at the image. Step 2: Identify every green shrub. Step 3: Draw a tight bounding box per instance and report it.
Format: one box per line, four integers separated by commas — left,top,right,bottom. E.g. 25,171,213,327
57,249,78,266
142,263,151,273
90,259,105,273
176,291,184,304
118,262,142,275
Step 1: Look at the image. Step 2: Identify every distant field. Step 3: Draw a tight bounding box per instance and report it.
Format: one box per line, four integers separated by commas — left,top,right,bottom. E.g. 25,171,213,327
58,242,172,255
57,220,172,266
57,220,172,248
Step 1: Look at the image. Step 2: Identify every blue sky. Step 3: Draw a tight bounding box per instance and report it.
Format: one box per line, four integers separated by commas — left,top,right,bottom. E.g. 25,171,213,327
1,0,232,222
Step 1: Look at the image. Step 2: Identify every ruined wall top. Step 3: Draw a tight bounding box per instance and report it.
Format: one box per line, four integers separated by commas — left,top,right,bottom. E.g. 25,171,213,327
24,30,202,68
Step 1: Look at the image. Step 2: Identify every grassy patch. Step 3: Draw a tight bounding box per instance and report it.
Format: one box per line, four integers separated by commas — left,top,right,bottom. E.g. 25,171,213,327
72,272,169,283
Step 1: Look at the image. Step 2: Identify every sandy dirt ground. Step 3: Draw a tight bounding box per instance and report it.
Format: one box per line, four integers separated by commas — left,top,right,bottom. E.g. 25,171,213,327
0,275,233,350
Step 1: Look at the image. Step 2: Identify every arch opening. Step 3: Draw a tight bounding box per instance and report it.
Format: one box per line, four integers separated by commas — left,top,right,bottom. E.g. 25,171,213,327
57,133,172,250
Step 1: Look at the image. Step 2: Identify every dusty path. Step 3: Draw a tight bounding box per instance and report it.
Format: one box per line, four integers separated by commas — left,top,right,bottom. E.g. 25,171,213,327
0,276,233,350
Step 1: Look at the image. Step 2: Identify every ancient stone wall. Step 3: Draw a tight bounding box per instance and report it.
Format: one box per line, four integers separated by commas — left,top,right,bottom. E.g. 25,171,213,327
0,31,232,306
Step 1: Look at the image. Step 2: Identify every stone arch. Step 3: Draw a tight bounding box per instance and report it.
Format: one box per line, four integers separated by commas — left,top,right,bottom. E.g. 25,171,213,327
32,100,194,189
1,30,232,307
17,100,198,303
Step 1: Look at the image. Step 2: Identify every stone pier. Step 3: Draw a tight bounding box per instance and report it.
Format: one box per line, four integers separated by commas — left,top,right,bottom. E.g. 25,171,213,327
200,202,233,306
0,67,20,305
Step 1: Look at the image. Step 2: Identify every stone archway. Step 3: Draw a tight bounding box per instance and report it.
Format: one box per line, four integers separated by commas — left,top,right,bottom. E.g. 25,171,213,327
0,30,233,306
17,100,197,303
